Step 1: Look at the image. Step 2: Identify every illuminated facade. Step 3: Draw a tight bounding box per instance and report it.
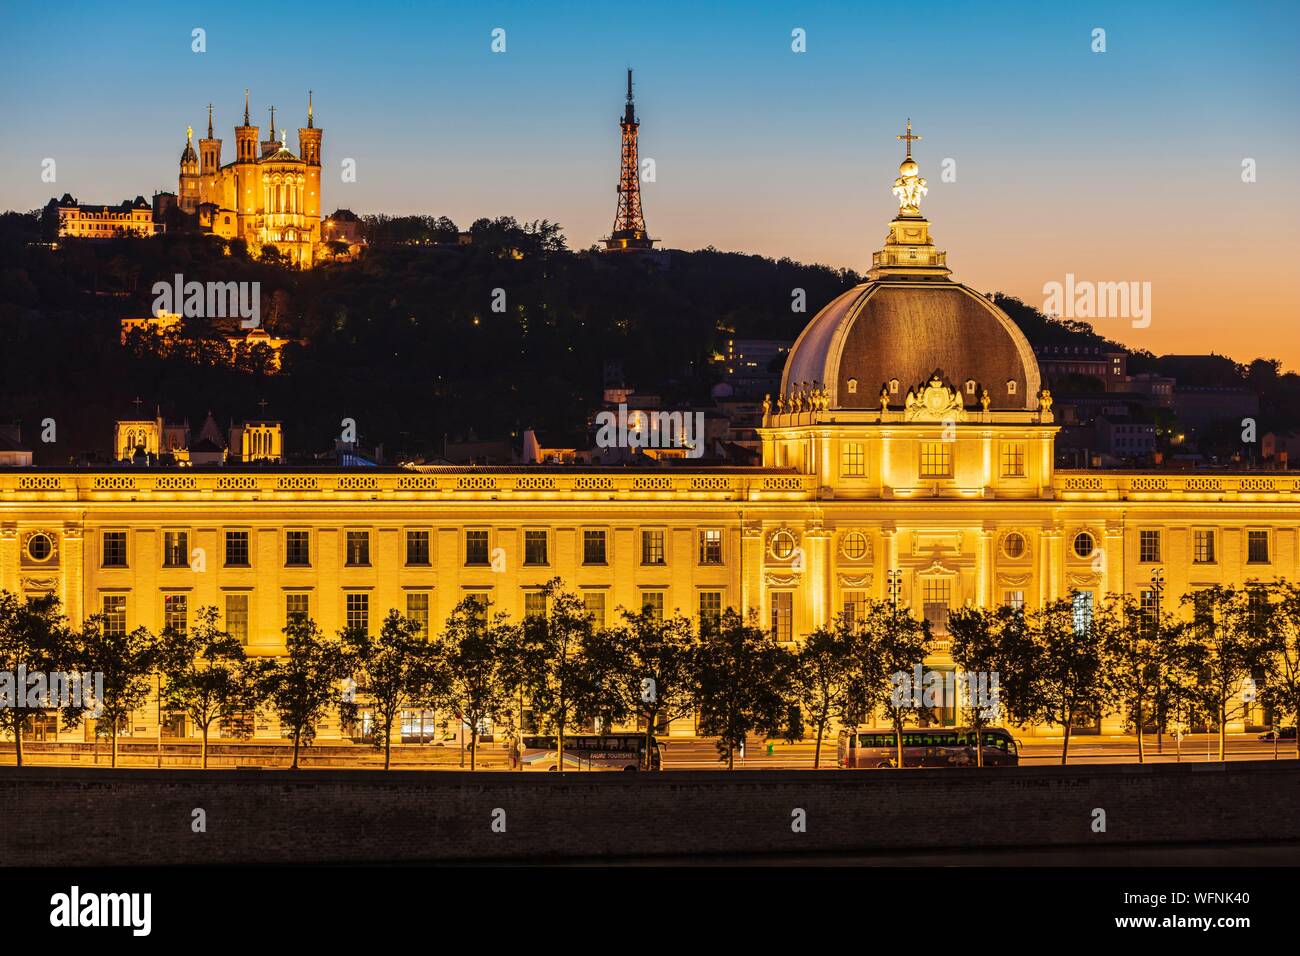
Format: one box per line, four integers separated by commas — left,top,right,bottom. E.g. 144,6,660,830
178,92,323,266
4,133,1292,742
56,195,157,238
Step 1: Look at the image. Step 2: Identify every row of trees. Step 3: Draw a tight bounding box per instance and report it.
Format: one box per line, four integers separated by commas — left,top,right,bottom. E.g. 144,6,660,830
3,580,1299,770
947,584,1300,762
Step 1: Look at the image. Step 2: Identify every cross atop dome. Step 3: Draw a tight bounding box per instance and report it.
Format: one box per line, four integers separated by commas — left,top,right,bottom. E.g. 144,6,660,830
866,120,949,280
896,118,921,159
892,119,928,216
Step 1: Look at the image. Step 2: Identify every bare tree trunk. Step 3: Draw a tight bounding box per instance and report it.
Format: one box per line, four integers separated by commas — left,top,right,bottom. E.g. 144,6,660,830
201,724,209,769
644,711,655,771
975,726,982,768
1218,702,1227,762
814,721,824,769
384,722,392,771
111,725,118,768
1061,721,1072,766
1135,698,1145,764
894,717,904,769
291,725,301,769
14,719,22,767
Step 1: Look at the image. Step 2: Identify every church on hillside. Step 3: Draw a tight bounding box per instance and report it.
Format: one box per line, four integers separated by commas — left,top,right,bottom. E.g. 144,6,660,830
177,92,323,266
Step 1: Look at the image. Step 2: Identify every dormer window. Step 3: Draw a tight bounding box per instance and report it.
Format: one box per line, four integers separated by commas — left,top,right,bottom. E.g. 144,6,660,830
888,379,900,395
964,379,976,396
847,378,858,395
1007,380,1017,395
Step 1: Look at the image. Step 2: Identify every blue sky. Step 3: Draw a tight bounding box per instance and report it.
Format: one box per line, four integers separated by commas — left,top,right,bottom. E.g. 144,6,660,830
3,0,1298,362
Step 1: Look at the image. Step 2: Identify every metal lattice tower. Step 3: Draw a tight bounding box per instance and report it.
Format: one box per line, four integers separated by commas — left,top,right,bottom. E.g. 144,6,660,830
605,69,656,252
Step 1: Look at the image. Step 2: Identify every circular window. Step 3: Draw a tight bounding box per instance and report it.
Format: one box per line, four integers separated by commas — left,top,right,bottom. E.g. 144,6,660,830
1073,531,1096,559
27,532,53,562
770,530,797,560
1002,532,1026,559
840,531,870,561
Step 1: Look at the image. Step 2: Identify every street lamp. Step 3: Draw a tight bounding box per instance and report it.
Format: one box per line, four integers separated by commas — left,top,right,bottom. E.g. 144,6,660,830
887,569,904,613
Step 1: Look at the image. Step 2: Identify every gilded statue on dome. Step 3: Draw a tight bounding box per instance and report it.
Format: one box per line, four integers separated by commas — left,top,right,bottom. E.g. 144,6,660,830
892,119,927,214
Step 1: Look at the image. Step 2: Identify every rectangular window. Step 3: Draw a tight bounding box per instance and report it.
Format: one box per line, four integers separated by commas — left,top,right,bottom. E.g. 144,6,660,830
841,441,865,477
583,591,606,627
1139,589,1160,635
1192,529,1216,564
524,530,548,566
225,593,249,645
101,594,126,635
163,593,187,634
699,529,723,565
920,441,953,478
405,592,430,637
345,530,370,567
582,529,607,565
1139,530,1161,563
285,530,310,567
923,578,951,633
162,531,188,568
1003,590,1025,611
1247,530,1270,564
285,592,310,626
842,590,867,623
640,590,665,621
102,531,127,568
1001,442,1026,478
465,530,489,566
699,591,723,628
225,530,250,567
1071,591,1094,633
770,591,793,643
406,530,430,566
641,530,666,566
523,590,547,619
345,592,369,634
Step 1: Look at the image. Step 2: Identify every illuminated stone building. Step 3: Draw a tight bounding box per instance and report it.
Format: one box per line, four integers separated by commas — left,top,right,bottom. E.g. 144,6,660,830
178,92,323,266
56,194,157,238
2,130,1291,743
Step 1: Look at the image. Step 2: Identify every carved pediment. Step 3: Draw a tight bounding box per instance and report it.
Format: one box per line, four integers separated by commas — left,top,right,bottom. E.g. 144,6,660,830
764,572,800,587
904,370,968,422
917,559,959,578
838,573,873,588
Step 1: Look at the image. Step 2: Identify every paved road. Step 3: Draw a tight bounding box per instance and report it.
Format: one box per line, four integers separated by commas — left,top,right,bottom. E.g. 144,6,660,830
7,733,1297,770
658,733,1300,769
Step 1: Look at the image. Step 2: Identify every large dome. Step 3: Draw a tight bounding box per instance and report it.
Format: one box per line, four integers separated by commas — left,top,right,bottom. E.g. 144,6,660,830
782,278,1041,411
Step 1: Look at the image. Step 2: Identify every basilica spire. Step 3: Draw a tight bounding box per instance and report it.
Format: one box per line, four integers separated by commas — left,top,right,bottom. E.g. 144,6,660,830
307,90,314,129
243,88,250,125
207,103,214,138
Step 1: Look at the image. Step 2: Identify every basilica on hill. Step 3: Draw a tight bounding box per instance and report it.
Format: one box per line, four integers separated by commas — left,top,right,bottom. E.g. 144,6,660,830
177,92,323,266
4,125,1294,743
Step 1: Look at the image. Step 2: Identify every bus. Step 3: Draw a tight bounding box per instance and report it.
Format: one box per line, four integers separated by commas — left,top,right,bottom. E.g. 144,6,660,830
837,727,1019,769
517,734,663,771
